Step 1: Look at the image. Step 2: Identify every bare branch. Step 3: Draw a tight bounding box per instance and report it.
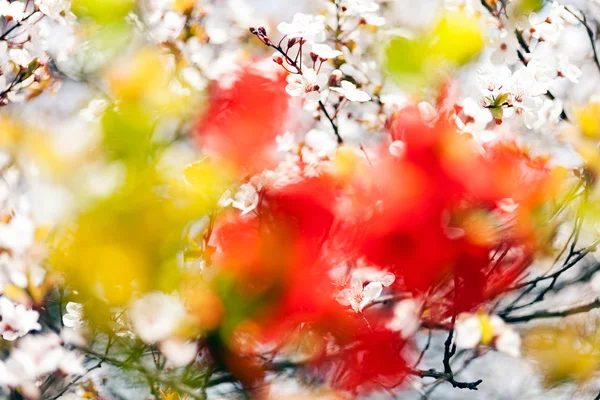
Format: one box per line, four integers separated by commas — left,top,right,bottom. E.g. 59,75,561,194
504,297,600,323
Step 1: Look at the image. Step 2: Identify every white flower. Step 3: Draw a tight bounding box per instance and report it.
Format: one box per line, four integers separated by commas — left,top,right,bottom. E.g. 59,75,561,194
387,299,421,338
8,48,34,68
129,292,186,344
57,350,86,376
0,297,41,341
311,43,342,60
555,54,582,83
455,313,521,357
490,31,519,65
344,0,379,14
509,67,548,129
0,0,26,21
418,101,437,123
330,80,371,102
350,267,396,287
79,98,108,122
231,183,259,215
0,333,84,389
277,13,326,43
35,0,72,23
335,267,394,313
285,68,327,101
495,327,521,357
60,327,88,348
159,338,198,367
219,184,259,215
496,198,519,213
524,3,574,44
304,129,338,159
455,314,484,349
0,213,35,254
276,132,297,153
389,141,406,158
62,302,85,329
336,280,383,312
458,98,493,133
154,11,186,43
181,67,207,91
476,65,512,98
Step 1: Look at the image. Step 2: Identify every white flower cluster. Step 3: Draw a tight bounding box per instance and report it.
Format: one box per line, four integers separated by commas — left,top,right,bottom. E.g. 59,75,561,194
455,312,521,358
4,0,600,396
128,292,198,367
464,2,586,133
0,0,75,104
0,333,85,398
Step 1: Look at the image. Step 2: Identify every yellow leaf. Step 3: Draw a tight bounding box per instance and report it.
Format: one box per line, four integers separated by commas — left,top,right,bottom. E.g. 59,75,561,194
574,101,600,139
429,11,485,67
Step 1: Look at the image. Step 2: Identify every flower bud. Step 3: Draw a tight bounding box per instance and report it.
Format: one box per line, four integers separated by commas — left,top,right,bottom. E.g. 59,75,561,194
273,54,284,65
329,69,343,87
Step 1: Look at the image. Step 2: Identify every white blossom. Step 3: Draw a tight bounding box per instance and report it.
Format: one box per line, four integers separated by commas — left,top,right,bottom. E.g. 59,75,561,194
311,43,342,60
0,296,41,341
0,333,85,390
159,338,198,367
276,132,297,153
277,13,326,43
62,302,85,329
387,299,421,338
8,48,34,68
303,129,338,160
336,280,383,312
490,31,519,65
35,0,72,23
0,0,26,21
129,292,186,344
0,213,35,254
458,98,493,133
223,183,259,215
330,80,371,102
285,68,327,101
455,313,521,357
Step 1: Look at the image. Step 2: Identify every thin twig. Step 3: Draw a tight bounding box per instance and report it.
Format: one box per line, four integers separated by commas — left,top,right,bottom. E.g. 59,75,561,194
565,7,600,73
410,368,482,391
503,297,600,323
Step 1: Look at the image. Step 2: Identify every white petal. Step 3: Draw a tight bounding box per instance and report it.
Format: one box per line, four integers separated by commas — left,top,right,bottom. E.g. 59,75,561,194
286,82,304,97
362,281,383,301
160,339,198,367
496,329,521,357
455,316,483,349
335,289,353,307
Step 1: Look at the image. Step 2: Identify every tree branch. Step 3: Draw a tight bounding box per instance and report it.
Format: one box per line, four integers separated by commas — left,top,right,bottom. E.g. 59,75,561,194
503,297,600,323
410,368,482,390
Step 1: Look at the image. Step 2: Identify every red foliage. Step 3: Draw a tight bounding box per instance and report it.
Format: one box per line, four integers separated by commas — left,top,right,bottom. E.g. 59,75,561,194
203,94,562,393
311,328,409,393
194,62,289,174
358,105,560,312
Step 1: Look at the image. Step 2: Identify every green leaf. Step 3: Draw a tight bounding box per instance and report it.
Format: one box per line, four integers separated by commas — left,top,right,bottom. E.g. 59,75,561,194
494,92,510,107
490,107,504,120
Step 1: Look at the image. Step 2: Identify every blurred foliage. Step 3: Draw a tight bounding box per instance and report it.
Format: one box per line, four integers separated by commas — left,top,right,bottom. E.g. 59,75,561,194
72,0,135,23
573,100,600,140
385,10,484,90
512,0,547,16
48,48,225,326
523,323,600,386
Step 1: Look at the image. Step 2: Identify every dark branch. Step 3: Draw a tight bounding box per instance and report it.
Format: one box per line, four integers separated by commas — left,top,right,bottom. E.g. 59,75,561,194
503,297,600,323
